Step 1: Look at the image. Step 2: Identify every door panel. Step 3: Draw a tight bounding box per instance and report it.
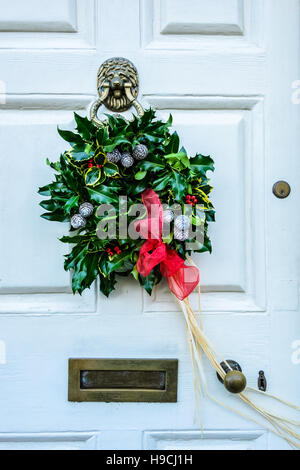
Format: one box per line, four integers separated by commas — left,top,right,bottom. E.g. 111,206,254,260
0,0,299,451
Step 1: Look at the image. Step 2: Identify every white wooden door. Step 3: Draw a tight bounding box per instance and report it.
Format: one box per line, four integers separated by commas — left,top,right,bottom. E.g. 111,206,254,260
0,0,299,451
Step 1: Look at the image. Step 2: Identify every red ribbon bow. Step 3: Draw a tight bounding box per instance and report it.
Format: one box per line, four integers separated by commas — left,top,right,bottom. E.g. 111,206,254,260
135,189,199,301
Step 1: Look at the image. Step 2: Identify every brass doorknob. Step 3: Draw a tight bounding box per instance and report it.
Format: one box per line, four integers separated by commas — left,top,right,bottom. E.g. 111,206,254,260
272,181,291,199
224,370,247,394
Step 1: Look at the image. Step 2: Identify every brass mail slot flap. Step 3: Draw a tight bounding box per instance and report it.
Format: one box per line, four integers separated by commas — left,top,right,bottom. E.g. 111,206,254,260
68,359,178,403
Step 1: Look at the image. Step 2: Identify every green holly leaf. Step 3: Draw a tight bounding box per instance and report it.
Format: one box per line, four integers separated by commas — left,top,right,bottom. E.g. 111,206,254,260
99,252,132,278
70,143,94,162
64,243,89,271
40,199,60,212
190,154,215,176
152,172,171,192
57,128,83,145
94,151,106,166
41,210,69,222
131,264,139,281
99,274,117,297
72,263,88,294
104,136,131,153
72,252,99,294
170,171,187,202
88,184,119,205
194,236,212,254
85,167,102,187
64,195,79,215
137,155,166,173
130,181,150,196
96,127,110,147
135,170,147,181
165,152,191,170
38,185,51,196
104,162,120,178
60,235,90,244
165,132,179,154
74,113,96,141
138,268,161,296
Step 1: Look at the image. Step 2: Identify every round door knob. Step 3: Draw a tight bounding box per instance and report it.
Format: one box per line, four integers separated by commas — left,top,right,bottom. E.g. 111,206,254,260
224,371,247,394
273,181,291,199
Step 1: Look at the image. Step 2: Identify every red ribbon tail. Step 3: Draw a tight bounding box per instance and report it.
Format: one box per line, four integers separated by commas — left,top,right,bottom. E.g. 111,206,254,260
160,249,199,301
165,265,199,301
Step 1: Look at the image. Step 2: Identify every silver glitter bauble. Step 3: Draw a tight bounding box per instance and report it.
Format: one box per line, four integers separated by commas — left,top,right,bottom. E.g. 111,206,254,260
175,215,191,231
133,144,149,161
121,153,134,168
71,214,86,229
163,209,174,224
79,202,94,218
107,148,121,163
174,227,189,242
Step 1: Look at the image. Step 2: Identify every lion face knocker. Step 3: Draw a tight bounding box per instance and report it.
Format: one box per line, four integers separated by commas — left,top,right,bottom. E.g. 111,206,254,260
97,57,139,112
90,57,144,128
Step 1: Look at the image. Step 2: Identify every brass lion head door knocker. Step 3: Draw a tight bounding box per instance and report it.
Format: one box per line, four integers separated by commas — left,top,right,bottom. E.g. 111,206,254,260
90,57,144,127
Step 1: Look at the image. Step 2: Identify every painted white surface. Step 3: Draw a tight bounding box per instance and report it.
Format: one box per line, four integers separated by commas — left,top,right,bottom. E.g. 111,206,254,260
0,0,77,32
160,0,244,35
0,0,95,48
144,430,267,450
0,0,299,451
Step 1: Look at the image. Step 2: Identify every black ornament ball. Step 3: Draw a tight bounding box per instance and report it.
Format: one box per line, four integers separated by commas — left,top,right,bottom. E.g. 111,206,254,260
133,144,149,161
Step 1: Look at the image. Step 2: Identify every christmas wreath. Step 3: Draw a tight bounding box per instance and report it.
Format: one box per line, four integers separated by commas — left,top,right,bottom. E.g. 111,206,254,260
38,109,215,298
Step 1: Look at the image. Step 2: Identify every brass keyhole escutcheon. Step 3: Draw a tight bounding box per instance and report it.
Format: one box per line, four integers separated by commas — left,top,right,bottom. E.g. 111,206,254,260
272,181,291,199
